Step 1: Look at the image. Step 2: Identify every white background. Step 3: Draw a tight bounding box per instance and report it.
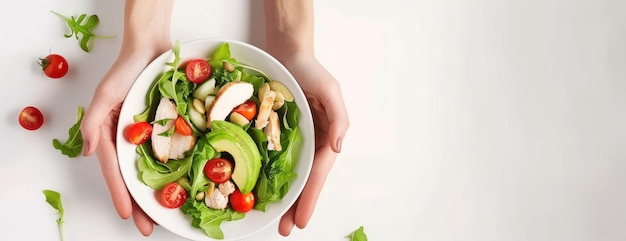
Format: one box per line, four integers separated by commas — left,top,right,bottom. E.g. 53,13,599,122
1,0,625,240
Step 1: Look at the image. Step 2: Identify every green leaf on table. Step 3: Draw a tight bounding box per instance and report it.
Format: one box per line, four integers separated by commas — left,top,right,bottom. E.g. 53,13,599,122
43,189,66,241
346,226,368,241
52,106,85,158
50,10,115,52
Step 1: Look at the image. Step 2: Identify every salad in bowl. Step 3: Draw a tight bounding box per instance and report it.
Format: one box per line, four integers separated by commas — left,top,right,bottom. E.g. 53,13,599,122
116,39,314,240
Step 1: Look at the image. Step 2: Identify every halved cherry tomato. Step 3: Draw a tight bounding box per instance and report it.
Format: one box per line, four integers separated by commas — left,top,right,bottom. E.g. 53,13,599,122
204,158,233,183
175,116,193,136
232,100,257,121
126,121,152,145
230,189,255,213
159,182,187,209
185,59,211,84
39,54,69,79
18,106,44,130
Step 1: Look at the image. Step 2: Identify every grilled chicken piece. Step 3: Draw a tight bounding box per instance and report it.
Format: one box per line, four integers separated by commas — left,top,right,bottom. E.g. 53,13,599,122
255,89,276,129
151,97,196,163
206,81,254,128
151,98,177,163
265,110,282,151
169,132,196,160
218,180,236,196
205,188,228,209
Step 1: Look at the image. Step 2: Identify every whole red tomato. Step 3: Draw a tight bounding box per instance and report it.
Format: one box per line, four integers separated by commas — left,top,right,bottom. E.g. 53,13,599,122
39,54,69,79
230,189,255,213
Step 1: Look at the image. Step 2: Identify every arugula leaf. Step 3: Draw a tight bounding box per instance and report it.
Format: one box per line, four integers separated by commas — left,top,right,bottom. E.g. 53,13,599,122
208,42,235,67
136,143,170,173
134,74,163,122
180,200,245,239
138,154,193,190
158,125,176,137
43,190,66,241
50,10,115,52
188,138,218,198
52,106,85,158
224,60,273,85
346,226,368,241
252,102,302,211
151,118,172,126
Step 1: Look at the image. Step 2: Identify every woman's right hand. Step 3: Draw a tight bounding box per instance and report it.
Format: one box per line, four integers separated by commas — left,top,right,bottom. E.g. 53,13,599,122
79,0,174,236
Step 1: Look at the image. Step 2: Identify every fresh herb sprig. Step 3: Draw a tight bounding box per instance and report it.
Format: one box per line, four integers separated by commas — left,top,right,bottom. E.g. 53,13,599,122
50,10,115,52
346,226,368,241
43,190,66,241
52,106,85,158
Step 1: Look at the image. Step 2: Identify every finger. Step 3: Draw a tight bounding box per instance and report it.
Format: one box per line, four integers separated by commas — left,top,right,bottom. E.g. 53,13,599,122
132,201,155,236
294,145,337,229
278,203,297,236
81,83,120,156
320,81,350,153
96,122,132,219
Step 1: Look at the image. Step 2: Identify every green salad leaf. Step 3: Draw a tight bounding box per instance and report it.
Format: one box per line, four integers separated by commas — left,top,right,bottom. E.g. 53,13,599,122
136,143,170,173
134,73,163,122
50,10,115,52
180,200,245,240
52,106,85,158
43,190,66,241
252,102,302,211
138,152,193,190
189,138,219,198
346,226,368,241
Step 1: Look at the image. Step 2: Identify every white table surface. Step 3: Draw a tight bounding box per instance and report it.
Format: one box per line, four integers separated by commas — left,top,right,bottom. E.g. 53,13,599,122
2,0,626,240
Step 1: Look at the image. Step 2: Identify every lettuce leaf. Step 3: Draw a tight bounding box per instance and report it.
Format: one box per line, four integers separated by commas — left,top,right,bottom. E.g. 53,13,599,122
180,200,245,239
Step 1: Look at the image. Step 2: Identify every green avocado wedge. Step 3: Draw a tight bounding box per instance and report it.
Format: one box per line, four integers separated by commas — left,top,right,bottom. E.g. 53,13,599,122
207,121,262,194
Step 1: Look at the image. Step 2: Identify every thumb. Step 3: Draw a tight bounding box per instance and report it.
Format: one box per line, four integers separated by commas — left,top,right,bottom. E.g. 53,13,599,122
80,85,119,156
321,82,350,153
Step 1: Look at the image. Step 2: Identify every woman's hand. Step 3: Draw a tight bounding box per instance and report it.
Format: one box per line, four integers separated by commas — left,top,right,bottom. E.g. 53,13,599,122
272,51,350,236
80,0,174,236
263,0,350,236
80,51,167,236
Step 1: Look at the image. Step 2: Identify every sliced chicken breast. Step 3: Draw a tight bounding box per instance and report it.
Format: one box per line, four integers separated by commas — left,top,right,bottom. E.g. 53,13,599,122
151,98,178,163
169,132,196,160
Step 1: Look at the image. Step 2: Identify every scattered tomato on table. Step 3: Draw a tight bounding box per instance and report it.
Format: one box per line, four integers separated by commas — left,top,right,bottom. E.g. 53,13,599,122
38,54,69,79
19,106,44,130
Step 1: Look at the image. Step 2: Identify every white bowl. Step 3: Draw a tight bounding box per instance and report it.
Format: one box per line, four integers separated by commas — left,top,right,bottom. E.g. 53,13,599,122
116,38,314,240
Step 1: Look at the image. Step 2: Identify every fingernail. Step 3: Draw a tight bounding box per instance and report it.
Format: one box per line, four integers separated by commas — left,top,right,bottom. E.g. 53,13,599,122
82,140,90,156
335,137,343,153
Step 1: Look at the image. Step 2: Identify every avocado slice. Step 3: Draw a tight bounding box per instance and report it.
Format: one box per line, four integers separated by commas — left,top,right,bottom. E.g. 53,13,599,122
207,121,261,194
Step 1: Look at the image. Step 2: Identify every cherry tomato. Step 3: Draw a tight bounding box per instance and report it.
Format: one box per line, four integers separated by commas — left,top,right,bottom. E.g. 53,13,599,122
204,158,233,183
185,59,211,84
232,100,257,121
159,182,187,209
18,106,44,130
39,54,69,79
126,121,152,145
175,116,193,136
230,189,255,213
